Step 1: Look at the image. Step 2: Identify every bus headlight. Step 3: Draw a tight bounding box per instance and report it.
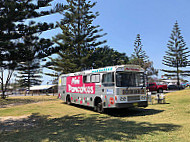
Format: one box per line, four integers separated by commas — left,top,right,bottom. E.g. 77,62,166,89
140,95,146,100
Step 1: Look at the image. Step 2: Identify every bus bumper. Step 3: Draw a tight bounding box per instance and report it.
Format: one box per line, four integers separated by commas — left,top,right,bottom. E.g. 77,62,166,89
115,101,148,108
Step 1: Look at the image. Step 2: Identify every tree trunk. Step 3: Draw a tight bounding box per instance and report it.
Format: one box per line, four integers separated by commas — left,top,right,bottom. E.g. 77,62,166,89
176,63,180,90
1,91,6,99
28,61,30,95
77,0,81,69
1,70,6,99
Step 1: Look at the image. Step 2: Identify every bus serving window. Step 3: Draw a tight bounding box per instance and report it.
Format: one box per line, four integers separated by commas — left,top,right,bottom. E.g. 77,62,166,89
83,75,91,83
91,74,100,83
102,72,114,86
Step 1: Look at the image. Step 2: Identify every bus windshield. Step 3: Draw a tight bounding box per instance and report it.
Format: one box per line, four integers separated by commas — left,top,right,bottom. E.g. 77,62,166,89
116,72,145,87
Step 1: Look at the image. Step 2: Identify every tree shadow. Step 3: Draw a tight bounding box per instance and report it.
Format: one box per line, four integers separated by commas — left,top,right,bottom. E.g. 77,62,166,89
67,103,164,117
0,113,180,142
105,108,164,117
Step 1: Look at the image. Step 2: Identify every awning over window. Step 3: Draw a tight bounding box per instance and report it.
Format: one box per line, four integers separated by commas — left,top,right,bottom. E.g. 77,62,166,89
29,85,56,91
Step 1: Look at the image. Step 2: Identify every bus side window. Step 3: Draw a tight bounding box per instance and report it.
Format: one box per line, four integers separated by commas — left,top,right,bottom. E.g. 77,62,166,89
91,74,100,83
62,77,66,85
83,75,91,83
102,72,114,86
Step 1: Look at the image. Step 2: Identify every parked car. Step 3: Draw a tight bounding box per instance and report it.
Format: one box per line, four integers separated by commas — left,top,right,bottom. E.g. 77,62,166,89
167,85,184,90
146,82,167,93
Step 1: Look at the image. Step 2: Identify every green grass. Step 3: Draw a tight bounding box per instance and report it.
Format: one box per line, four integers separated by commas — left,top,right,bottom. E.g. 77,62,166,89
0,90,190,142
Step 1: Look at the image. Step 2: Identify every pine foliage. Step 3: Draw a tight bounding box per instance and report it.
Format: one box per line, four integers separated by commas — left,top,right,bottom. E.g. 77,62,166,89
130,34,158,82
131,34,149,67
89,46,129,68
0,0,60,98
48,0,107,74
16,59,42,89
162,21,190,85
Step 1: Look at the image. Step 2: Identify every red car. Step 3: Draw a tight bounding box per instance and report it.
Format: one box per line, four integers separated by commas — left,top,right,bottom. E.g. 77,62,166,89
146,82,167,93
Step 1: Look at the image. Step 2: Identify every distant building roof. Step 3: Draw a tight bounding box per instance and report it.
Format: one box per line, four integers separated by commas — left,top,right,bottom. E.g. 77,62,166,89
162,79,185,85
162,79,183,83
30,85,56,91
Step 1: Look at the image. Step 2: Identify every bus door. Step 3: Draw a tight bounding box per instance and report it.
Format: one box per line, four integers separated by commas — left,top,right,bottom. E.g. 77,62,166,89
102,72,116,107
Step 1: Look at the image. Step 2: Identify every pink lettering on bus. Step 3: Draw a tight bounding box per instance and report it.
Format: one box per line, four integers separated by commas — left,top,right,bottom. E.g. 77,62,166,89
66,75,95,94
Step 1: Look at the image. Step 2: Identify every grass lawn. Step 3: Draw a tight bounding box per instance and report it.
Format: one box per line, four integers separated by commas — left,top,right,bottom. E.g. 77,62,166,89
0,90,190,142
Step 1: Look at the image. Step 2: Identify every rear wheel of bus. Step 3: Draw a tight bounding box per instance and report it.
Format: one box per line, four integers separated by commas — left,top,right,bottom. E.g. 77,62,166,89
66,95,71,105
94,97,104,113
97,102,104,113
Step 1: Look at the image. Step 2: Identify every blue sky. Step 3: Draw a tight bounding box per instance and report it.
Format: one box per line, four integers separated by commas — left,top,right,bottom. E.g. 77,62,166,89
41,0,190,84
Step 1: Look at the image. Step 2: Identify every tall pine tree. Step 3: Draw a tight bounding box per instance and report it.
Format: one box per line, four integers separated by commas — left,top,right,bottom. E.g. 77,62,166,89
17,59,42,90
130,34,158,83
130,34,149,67
47,0,106,75
0,0,60,99
162,21,190,87
16,32,44,90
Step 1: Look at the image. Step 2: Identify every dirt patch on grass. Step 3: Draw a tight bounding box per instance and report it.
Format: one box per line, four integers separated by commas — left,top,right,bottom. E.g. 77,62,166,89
0,115,29,122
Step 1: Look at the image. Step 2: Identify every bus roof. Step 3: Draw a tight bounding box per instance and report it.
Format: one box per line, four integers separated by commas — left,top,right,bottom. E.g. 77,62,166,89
59,65,144,77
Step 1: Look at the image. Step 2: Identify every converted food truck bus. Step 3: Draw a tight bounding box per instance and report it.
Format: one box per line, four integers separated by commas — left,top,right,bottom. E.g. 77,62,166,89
58,65,148,112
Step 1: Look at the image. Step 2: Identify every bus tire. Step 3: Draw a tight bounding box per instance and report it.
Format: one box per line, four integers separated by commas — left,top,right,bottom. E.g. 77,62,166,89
97,102,104,113
94,105,98,111
66,95,71,105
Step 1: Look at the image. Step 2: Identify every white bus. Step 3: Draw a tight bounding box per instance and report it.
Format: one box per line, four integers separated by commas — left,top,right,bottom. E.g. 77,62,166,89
58,65,148,112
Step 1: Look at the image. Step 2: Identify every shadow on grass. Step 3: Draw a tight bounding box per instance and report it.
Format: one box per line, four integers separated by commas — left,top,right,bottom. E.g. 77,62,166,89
105,108,164,117
67,103,164,117
0,113,180,142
